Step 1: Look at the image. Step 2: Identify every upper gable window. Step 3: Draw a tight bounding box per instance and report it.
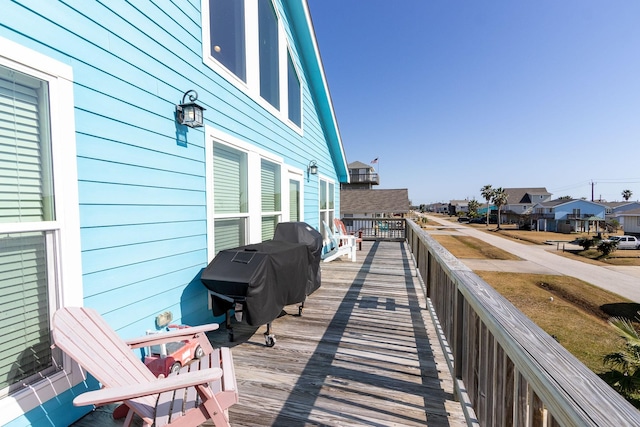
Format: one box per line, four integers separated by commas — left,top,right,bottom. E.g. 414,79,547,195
259,0,279,109
209,0,246,82
287,51,301,127
202,0,303,132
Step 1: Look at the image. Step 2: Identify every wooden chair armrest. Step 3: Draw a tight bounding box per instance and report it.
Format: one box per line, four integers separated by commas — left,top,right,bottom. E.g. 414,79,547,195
73,367,223,407
124,323,219,349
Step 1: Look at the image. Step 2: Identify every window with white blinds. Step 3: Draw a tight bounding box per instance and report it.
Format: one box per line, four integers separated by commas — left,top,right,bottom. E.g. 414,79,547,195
206,130,288,256
0,66,54,223
0,65,58,394
213,144,248,253
213,143,247,214
260,159,280,240
289,179,300,222
214,218,246,253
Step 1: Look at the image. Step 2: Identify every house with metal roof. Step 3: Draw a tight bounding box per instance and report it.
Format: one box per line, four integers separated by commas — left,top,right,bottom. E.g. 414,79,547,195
0,1,347,425
531,198,606,233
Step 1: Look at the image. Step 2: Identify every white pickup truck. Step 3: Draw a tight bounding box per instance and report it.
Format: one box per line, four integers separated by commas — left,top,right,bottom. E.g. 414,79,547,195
606,235,640,250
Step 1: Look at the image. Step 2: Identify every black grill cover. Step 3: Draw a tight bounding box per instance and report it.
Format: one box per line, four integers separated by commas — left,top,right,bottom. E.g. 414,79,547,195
201,240,309,326
273,222,322,295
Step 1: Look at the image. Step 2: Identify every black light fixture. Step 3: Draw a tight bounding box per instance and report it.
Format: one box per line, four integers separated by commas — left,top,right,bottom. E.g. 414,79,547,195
176,90,205,128
307,160,318,176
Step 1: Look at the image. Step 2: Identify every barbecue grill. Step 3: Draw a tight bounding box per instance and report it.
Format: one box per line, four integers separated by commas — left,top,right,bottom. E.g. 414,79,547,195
200,222,322,346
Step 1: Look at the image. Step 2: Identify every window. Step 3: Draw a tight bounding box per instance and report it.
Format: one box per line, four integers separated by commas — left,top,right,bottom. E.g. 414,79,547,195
287,51,301,126
203,0,303,130
319,178,335,236
259,0,279,109
289,179,300,222
213,143,248,252
0,37,81,421
0,66,58,397
206,127,288,258
208,0,246,82
261,159,281,240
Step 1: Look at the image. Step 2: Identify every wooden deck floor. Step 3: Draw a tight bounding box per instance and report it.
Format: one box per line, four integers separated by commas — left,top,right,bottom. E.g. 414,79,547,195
75,241,466,426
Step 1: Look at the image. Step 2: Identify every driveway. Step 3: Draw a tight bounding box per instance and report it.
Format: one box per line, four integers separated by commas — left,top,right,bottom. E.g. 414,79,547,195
424,216,640,303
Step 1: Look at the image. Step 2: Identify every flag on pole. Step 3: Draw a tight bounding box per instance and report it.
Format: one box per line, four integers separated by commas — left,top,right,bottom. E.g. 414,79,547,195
371,157,378,164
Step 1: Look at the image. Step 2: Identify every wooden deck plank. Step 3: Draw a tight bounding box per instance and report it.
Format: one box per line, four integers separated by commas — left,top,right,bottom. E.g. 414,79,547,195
74,241,465,427
207,240,466,426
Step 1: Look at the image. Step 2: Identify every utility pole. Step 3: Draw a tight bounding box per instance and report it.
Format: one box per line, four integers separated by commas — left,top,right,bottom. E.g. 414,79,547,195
590,180,595,201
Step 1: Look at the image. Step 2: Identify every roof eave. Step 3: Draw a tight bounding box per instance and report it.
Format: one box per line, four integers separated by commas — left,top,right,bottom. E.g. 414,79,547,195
284,1,349,183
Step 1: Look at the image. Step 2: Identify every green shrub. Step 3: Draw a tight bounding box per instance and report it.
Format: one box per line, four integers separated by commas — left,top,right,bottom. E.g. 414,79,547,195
598,240,618,257
577,237,595,250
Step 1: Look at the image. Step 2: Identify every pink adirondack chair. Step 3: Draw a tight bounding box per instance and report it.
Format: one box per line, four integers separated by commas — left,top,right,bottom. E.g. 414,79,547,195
52,307,238,427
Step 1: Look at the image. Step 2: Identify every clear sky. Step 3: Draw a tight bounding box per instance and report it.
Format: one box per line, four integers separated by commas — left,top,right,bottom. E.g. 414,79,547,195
307,0,640,205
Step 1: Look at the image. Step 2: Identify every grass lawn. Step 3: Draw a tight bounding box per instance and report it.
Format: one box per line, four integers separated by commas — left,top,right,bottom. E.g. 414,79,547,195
476,271,636,373
421,221,638,374
429,234,520,260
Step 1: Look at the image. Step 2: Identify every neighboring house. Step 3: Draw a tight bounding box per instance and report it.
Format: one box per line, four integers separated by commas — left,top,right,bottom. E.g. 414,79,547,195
0,2,347,426
531,199,606,233
427,202,449,214
340,189,410,218
502,187,552,223
341,160,379,190
601,201,640,218
448,199,469,216
614,208,640,236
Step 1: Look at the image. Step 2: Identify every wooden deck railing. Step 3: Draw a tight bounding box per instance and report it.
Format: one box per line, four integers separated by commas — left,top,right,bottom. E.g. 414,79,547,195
341,217,406,241
405,219,640,427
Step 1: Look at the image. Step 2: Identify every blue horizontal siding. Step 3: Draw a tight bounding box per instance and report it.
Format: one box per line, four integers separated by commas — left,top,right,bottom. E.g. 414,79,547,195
78,181,204,206
81,221,206,251
82,235,206,274
1,1,345,424
83,250,206,299
77,157,204,191
79,204,206,227
85,264,204,316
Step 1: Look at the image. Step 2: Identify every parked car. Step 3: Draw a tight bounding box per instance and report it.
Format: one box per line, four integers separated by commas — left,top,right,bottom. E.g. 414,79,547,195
469,217,485,224
604,235,640,250
457,217,470,223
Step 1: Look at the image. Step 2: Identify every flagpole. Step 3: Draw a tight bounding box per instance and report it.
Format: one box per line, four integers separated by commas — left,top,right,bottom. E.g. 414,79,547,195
371,157,379,183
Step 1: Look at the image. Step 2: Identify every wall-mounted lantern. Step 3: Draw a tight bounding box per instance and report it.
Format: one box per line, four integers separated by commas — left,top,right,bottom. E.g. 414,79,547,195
307,160,318,176
176,90,205,128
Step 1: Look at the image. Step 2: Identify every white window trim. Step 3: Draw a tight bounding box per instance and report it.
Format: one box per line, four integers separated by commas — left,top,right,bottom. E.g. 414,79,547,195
285,167,304,222
205,125,286,261
319,174,336,237
201,0,303,135
0,36,83,425
286,46,303,129
260,158,283,240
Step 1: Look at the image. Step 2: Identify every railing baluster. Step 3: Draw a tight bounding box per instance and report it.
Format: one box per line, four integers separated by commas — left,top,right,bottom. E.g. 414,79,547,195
405,218,640,427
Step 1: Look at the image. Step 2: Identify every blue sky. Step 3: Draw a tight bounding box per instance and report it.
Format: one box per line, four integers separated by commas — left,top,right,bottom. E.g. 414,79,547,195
307,0,640,205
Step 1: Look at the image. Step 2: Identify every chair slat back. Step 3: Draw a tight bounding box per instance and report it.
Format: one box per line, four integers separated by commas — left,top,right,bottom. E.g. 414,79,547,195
52,307,157,387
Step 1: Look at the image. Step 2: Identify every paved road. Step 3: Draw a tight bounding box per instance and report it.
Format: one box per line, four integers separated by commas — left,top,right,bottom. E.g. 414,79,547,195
424,215,640,303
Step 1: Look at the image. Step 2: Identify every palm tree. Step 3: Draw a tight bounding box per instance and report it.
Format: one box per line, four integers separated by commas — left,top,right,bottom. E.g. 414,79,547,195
467,198,480,218
601,317,640,404
480,185,493,226
622,189,633,201
491,187,508,229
